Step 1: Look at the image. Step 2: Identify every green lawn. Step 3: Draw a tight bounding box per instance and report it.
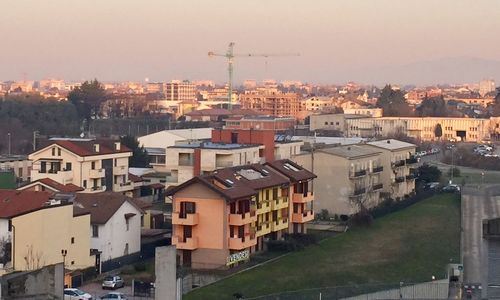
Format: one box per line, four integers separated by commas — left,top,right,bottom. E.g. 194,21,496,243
185,194,460,300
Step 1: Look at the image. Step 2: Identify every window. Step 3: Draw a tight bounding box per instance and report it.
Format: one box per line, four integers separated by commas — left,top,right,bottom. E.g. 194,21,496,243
141,215,144,227
91,161,96,170
124,243,129,255
92,225,99,237
58,148,61,156
114,175,117,185
114,159,117,167
51,148,55,156
71,261,74,265
65,162,72,171
8,220,12,232
126,218,130,231
324,121,328,125
71,237,74,244
18,167,23,177
83,180,87,188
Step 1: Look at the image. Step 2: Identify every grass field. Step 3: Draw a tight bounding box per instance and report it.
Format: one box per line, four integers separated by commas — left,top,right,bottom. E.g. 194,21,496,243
185,193,460,300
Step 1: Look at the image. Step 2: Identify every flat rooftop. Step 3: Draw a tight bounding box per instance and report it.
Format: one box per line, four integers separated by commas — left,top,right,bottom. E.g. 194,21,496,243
367,139,416,150
320,145,380,159
170,141,260,150
0,154,28,163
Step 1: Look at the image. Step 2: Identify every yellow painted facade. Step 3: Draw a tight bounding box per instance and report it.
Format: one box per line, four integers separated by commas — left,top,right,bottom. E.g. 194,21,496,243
12,204,93,271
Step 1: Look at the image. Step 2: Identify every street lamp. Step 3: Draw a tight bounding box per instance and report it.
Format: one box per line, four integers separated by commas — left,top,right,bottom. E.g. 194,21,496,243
7,133,11,155
61,249,67,287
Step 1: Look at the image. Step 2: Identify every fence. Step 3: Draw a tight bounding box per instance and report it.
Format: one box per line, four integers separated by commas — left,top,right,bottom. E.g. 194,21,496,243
244,281,450,300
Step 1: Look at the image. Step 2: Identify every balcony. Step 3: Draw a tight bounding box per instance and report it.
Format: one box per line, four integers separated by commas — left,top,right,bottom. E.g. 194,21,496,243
292,192,314,203
33,169,73,184
90,186,105,192
216,161,233,168
89,168,105,178
372,166,384,173
349,169,367,179
172,212,199,226
256,222,271,237
406,174,417,181
229,211,257,226
406,157,418,165
349,188,366,197
292,210,314,223
394,176,405,183
256,201,271,215
372,183,383,191
114,181,133,192
173,236,198,250
271,197,289,210
229,235,257,250
113,165,127,175
271,218,289,232
392,160,406,168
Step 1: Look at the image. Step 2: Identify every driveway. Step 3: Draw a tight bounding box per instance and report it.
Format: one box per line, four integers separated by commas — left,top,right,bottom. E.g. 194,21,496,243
77,282,133,299
462,185,500,299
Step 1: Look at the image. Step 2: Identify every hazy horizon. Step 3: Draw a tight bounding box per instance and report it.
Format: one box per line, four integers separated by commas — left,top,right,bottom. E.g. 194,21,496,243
1,0,500,85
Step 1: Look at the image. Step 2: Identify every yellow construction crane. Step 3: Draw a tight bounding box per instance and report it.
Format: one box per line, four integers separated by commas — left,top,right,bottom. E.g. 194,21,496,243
208,42,300,109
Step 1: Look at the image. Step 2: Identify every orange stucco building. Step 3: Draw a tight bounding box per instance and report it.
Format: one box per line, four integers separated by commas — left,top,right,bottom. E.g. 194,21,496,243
166,160,315,269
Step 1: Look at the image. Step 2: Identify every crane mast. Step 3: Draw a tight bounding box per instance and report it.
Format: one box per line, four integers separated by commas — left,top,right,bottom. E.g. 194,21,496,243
208,42,299,110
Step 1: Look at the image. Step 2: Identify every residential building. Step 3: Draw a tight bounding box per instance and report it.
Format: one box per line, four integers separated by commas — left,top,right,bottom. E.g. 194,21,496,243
74,193,143,265
239,89,301,118
479,79,496,97
343,108,383,118
166,161,315,269
293,145,383,216
138,128,212,150
309,113,366,132
0,155,32,185
29,139,133,193
165,80,197,102
301,96,335,112
361,139,417,200
0,190,93,273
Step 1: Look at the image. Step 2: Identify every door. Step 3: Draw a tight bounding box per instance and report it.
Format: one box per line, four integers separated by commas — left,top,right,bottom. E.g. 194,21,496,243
102,158,113,191
183,226,192,240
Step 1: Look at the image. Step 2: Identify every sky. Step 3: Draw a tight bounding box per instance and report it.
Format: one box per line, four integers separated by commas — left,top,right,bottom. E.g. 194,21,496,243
1,0,500,85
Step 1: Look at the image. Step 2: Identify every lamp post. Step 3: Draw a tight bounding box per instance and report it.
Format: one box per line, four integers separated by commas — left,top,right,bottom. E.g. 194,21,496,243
7,133,11,155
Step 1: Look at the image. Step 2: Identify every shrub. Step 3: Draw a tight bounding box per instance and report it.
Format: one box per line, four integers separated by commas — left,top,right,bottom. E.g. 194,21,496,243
340,215,349,222
134,262,147,272
349,211,373,227
318,209,329,221
121,265,135,275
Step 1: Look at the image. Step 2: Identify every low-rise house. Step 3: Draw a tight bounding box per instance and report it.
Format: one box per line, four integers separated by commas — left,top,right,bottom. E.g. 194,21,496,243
17,178,83,194
74,193,143,268
0,190,93,273
166,162,316,269
29,138,133,193
0,155,32,186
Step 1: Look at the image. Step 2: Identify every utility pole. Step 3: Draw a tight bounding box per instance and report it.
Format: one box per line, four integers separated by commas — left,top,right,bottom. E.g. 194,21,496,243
7,133,11,155
33,131,38,152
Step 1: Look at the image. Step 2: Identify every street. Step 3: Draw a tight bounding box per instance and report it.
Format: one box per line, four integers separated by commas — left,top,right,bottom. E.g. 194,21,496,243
462,185,500,299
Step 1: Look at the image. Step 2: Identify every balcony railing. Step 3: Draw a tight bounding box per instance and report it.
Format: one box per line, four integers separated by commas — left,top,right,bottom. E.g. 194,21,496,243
406,174,417,181
172,212,199,226
351,187,366,196
372,183,383,191
372,166,384,173
173,236,198,250
394,176,405,183
89,168,105,178
229,235,257,250
292,210,314,223
229,211,257,226
120,181,132,187
392,160,406,168
113,165,127,174
271,218,288,232
216,161,233,168
349,169,367,178
292,192,314,203
406,157,418,165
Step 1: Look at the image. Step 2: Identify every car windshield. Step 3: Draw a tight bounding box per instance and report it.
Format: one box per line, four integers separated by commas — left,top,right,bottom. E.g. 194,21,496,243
74,289,85,295
104,276,114,281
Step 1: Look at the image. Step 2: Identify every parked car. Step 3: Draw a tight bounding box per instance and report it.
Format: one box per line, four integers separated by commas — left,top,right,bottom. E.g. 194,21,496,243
64,288,92,300
99,292,128,300
442,184,461,193
424,182,441,190
102,276,125,290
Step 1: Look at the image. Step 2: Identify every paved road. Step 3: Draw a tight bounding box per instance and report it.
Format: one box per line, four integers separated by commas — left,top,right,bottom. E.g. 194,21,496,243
462,185,500,299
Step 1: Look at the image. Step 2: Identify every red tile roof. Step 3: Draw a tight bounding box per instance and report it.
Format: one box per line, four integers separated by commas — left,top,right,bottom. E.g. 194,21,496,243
29,178,84,193
265,159,316,182
0,190,52,218
128,173,143,183
39,140,131,157
74,193,143,224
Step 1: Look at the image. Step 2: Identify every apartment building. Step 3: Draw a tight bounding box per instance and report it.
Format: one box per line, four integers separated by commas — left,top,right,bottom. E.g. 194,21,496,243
165,80,197,102
239,89,301,118
362,139,417,200
293,145,383,216
309,113,366,132
0,190,93,273
343,108,383,118
29,139,133,193
166,161,315,269
301,96,335,112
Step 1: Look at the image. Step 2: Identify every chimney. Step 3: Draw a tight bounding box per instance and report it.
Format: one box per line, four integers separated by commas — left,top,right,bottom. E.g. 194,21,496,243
93,144,100,153
114,142,121,151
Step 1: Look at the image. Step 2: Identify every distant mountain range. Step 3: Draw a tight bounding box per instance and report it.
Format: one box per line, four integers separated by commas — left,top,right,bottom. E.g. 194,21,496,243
350,57,500,86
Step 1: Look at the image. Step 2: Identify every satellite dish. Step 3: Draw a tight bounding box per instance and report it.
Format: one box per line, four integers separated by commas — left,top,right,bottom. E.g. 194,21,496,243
80,132,85,138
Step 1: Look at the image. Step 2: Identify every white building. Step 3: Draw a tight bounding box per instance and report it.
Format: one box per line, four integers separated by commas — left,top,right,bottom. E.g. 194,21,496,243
75,193,143,263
